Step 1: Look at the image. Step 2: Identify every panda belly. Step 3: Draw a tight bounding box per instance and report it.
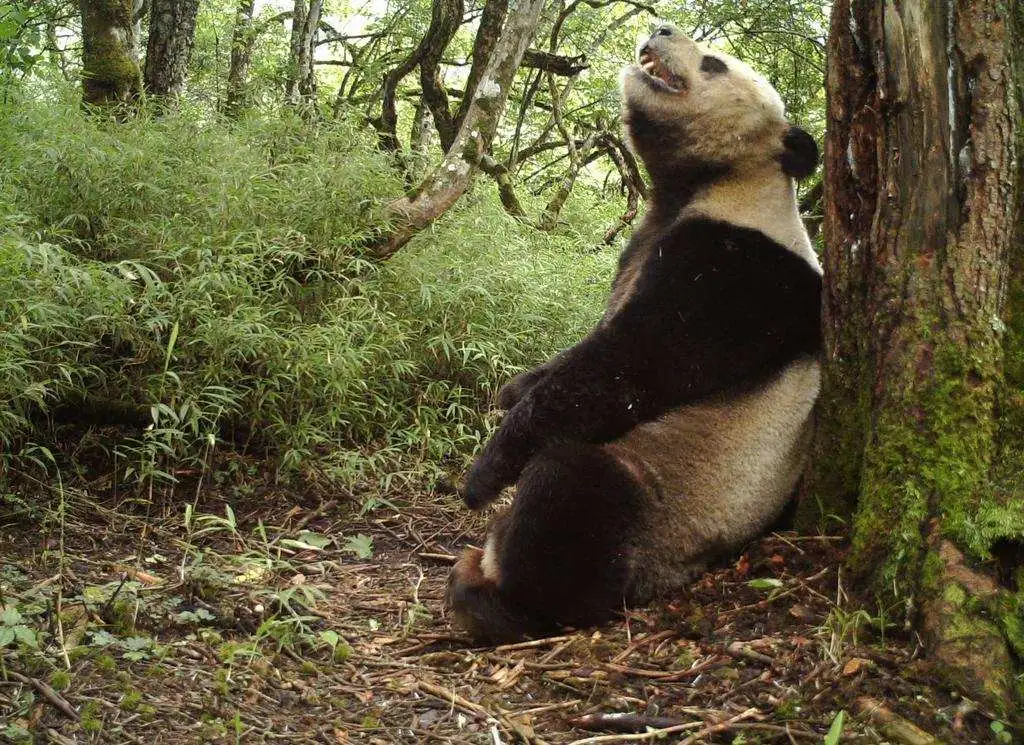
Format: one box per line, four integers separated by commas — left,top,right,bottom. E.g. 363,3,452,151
604,357,821,600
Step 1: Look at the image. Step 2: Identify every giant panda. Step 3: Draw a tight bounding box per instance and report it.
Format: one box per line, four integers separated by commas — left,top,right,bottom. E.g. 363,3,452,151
446,23,823,642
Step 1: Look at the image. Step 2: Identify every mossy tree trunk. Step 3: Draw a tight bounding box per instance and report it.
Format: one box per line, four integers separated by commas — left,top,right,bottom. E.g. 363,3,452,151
80,0,142,107
142,0,199,101
802,0,1024,714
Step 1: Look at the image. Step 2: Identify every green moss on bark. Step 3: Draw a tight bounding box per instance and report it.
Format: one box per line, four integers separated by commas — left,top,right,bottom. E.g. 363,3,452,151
796,361,867,530
81,0,141,107
919,543,1022,717
849,337,1000,591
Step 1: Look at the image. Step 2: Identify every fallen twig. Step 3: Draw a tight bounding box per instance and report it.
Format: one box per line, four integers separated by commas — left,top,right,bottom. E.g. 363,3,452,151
726,640,774,665
677,707,761,744
567,719,703,744
292,499,339,530
8,671,80,721
417,551,458,563
569,712,690,733
45,729,76,745
495,634,577,652
855,697,946,745
610,628,677,664
603,654,729,681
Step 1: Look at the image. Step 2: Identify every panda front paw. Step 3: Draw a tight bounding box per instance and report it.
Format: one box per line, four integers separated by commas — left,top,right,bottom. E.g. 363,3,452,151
461,460,506,509
462,447,520,509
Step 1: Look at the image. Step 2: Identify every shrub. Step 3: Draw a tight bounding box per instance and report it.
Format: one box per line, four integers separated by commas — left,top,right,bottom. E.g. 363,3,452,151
0,90,617,492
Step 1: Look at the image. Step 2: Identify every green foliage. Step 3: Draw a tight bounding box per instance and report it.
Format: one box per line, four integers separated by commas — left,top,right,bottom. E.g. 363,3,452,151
823,710,845,745
0,1,43,79
0,88,609,490
0,606,39,648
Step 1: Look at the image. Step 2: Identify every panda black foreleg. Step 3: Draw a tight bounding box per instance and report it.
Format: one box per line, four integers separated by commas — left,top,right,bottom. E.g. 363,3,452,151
448,443,643,641
496,364,549,410
496,348,572,410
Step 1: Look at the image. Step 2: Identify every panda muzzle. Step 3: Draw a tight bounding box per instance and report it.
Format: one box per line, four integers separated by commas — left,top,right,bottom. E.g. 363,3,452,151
637,47,686,93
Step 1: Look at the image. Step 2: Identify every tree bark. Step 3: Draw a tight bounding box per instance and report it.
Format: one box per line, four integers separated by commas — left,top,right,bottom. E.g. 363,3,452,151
536,73,595,231
284,0,321,106
376,0,547,257
375,0,462,153
600,133,646,244
417,0,464,149
143,0,199,101
80,0,142,107
455,0,507,131
804,0,1023,713
224,0,255,118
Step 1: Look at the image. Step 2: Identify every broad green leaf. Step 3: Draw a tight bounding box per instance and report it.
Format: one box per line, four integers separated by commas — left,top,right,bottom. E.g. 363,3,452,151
343,534,374,559
824,710,845,745
297,531,332,549
746,578,783,590
13,625,36,647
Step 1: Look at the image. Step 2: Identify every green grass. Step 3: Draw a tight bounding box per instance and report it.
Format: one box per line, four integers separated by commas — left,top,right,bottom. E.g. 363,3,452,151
0,86,619,495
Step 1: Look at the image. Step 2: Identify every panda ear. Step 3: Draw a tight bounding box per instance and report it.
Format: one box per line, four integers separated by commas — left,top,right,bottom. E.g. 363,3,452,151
780,126,819,180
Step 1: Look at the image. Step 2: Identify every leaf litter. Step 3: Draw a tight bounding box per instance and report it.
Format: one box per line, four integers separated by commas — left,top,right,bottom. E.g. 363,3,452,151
0,477,1005,743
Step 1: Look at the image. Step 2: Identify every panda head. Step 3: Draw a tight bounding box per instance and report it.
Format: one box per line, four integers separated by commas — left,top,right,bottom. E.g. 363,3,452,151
621,24,817,192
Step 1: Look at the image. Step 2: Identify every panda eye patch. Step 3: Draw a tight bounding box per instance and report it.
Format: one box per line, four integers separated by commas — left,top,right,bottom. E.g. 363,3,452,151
700,56,728,74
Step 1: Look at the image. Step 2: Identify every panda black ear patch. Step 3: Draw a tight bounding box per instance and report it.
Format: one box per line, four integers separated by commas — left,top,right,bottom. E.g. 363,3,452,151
780,126,819,180
700,55,728,74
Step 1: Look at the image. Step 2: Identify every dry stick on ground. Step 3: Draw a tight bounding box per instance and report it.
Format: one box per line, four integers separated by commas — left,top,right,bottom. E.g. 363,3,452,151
726,640,775,665
417,551,458,563
610,629,677,664
854,697,945,745
721,566,832,617
676,708,761,745
7,671,80,721
569,712,698,733
494,633,577,652
570,713,823,741
602,654,730,681
415,679,543,745
567,720,705,745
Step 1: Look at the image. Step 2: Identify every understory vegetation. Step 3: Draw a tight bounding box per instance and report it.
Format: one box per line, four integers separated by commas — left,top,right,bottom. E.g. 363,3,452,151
0,85,615,502
3,0,1022,740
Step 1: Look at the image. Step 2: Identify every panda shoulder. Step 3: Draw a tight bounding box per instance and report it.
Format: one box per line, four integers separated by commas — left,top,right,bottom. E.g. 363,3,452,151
651,217,821,283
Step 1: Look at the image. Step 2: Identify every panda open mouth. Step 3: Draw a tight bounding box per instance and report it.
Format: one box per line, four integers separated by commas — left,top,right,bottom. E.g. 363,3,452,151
638,49,686,93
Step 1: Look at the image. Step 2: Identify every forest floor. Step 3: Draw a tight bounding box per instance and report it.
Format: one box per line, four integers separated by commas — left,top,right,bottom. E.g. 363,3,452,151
0,462,1008,744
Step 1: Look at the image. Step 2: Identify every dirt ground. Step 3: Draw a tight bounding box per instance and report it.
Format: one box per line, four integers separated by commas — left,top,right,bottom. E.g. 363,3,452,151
0,470,1011,744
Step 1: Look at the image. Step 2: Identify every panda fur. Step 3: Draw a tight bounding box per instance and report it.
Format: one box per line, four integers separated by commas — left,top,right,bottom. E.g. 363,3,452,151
446,24,823,642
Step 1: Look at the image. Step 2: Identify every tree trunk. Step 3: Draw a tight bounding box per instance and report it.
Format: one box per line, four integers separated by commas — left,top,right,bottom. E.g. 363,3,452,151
375,0,463,154
418,0,463,150
377,0,547,257
284,0,321,106
224,0,256,118
804,0,1023,713
536,74,594,231
80,0,142,107
143,0,200,100
455,0,507,131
